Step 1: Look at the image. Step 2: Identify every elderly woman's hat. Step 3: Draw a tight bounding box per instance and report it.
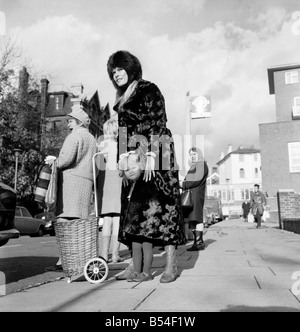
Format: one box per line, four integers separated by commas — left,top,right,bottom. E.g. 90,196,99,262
68,107,90,127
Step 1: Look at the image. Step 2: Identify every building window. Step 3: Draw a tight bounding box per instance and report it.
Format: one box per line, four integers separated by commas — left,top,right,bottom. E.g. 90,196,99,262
240,168,245,178
245,189,250,200
218,190,222,200
254,168,259,178
254,154,258,162
222,190,227,201
55,95,64,111
239,154,244,162
241,189,245,200
288,142,300,173
293,97,300,117
285,71,299,85
231,189,235,201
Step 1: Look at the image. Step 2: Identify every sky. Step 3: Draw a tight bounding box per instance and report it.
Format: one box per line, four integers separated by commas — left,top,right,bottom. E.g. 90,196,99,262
1,0,300,171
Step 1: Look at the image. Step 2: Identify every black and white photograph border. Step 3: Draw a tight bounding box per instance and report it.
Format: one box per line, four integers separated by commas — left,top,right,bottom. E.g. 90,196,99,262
0,0,300,315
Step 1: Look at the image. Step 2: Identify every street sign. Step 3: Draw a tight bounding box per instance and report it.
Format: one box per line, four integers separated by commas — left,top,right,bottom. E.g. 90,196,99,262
189,95,211,119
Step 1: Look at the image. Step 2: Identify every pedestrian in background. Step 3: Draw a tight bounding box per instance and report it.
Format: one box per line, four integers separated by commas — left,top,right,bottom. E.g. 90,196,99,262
97,116,123,263
242,200,251,222
182,147,208,251
107,50,186,283
250,184,267,229
45,107,97,271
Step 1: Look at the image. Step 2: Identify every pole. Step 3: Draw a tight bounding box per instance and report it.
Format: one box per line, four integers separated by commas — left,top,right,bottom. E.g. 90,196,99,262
14,149,22,191
184,91,192,175
14,154,19,191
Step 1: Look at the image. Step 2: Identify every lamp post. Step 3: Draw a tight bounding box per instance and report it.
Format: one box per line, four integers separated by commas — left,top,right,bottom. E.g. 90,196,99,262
13,149,22,191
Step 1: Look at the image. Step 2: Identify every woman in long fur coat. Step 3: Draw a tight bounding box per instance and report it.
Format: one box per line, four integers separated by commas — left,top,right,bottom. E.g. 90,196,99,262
107,50,186,283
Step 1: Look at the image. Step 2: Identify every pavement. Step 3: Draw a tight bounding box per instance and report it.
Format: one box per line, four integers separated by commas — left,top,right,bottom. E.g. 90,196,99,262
0,218,300,312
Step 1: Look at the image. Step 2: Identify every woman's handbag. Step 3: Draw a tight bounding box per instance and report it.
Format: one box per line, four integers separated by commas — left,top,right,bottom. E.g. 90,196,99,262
181,189,193,209
34,164,52,204
45,161,58,210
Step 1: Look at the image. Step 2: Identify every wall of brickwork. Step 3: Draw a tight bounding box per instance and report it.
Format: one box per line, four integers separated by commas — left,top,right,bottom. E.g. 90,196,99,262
277,189,300,233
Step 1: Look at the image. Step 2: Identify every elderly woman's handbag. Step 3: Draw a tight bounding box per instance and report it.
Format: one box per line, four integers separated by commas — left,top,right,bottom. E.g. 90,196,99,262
181,189,193,209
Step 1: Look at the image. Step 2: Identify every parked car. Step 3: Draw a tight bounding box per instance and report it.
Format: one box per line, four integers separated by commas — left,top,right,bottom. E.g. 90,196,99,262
14,206,47,237
0,182,20,247
204,196,224,223
34,211,56,236
204,206,215,227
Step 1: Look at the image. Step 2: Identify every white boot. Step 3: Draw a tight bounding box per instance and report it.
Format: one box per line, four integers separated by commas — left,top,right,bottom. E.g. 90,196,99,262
101,236,111,262
160,245,178,283
111,235,123,263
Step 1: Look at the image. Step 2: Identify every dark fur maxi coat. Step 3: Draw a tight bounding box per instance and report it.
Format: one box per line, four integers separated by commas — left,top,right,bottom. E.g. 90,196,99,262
115,79,186,247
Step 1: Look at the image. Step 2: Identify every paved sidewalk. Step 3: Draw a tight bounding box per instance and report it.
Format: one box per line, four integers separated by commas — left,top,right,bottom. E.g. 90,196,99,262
0,219,300,312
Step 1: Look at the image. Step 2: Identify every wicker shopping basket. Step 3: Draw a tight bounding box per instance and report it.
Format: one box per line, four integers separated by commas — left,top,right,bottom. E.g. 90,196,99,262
55,217,99,279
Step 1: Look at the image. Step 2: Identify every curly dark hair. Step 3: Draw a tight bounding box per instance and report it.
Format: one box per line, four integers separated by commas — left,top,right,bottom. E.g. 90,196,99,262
107,50,143,92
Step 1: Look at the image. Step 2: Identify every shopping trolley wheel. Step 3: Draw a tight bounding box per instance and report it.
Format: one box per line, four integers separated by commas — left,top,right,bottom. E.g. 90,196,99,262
84,257,109,284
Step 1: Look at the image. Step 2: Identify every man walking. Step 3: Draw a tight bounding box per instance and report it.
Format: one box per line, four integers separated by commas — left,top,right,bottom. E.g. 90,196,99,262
250,184,267,229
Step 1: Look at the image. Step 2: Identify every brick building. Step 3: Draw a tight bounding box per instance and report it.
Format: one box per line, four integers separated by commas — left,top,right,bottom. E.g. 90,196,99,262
40,79,110,154
259,63,300,197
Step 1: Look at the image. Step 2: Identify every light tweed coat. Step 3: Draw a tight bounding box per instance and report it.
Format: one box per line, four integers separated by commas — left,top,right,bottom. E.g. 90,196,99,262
55,127,97,219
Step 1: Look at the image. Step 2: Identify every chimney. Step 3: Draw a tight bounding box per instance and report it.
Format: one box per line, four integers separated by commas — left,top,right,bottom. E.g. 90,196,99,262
18,67,29,103
40,77,49,150
227,144,233,154
17,67,29,128
40,77,49,120
220,152,225,160
71,83,84,97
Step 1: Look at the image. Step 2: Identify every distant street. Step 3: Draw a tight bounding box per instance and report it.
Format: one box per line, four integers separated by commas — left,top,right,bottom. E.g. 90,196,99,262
0,235,64,295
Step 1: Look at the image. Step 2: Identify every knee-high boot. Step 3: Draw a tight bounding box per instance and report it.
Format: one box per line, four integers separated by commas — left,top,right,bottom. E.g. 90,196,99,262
160,245,178,284
187,230,205,251
187,230,197,251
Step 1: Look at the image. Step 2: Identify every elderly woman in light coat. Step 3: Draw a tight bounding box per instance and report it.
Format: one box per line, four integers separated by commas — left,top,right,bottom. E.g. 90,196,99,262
45,107,97,271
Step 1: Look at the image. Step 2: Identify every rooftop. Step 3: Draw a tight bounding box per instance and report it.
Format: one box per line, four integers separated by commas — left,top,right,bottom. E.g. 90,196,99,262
267,62,300,95
217,148,260,165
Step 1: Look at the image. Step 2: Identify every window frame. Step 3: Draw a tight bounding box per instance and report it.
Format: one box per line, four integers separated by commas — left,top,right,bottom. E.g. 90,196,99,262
240,168,245,179
293,96,300,118
285,71,299,85
288,142,300,173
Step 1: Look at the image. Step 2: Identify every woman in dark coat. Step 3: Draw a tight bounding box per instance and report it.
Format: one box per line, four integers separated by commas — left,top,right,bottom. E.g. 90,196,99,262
107,50,186,283
182,147,209,251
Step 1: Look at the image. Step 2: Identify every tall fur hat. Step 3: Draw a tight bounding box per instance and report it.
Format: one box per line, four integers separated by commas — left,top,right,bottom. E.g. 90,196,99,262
107,50,143,91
